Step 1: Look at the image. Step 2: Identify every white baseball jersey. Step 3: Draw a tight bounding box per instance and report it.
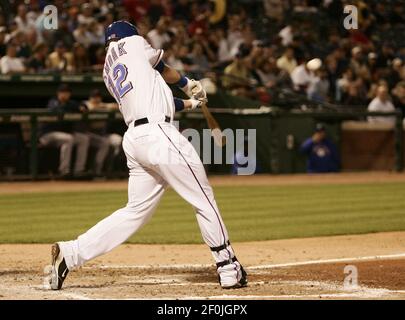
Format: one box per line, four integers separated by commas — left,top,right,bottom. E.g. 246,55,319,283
103,35,175,125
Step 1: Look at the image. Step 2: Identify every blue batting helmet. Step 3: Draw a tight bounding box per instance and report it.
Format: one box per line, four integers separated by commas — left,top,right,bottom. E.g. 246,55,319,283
105,21,138,44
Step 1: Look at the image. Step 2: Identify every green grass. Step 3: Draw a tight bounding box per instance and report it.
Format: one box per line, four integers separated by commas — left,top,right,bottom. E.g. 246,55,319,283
1,182,405,244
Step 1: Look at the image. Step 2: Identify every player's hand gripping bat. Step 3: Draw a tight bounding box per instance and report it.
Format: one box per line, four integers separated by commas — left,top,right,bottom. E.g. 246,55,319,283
191,83,226,147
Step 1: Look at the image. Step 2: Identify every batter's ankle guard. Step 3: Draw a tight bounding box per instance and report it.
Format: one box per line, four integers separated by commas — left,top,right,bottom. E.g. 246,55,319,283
210,240,230,253
210,241,238,268
216,256,238,268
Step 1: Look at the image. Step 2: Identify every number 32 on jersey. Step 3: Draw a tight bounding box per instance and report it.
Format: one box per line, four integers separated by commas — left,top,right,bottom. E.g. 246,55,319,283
106,63,133,104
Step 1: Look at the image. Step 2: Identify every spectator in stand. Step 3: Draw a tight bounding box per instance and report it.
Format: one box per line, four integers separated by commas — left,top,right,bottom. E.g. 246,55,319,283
162,43,184,72
330,47,349,78
46,41,74,73
122,0,150,22
263,0,285,23
256,59,276,88
226,14,244,57
10,31,27,60
0,43,26,74
77,3,96,26
349,46,368,78
92,46,106,71
65,4,80,33
278,24,294,47
343,85,367,107
222,52,251,94
366,52,379,83
211,27,233,64
27,43,48,73
276,46,297,75
188,42,210,78
339,76,368,106
308,67,330,103
188,1,210,36
193,28,217,63
173,0,191,22
388,58,403,88
148,0,165,26
72,42,90,73
336,68,355,102
0,27,6,56
367,85,396,124
5,20,20,43
256,58,292,89
300,123,340,173
73,22,93,48
147,16,171,49
367,79,389,102
176,44,198,73
291,59,316,94
39,84,90,178
14,4,36,35
392,81,405,119
87,20,105,46
390,2,405,25
377,43,395,69
47,16,75,50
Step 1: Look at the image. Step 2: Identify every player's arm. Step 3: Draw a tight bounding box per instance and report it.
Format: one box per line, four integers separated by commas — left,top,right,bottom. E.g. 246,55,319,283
173,97,203,111
155,60,207,102
144,38,206,108
155,61,206,111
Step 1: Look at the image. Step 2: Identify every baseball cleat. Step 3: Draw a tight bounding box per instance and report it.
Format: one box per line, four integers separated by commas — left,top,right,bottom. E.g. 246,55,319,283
217,258,248,289
221,265,248,289
49,243,69,290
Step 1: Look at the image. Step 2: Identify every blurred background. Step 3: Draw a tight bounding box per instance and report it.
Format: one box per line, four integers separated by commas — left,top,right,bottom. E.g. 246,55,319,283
0,0,404,180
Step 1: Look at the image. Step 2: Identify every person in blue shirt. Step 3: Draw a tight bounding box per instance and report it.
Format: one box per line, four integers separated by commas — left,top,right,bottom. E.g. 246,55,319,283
231,136,262,175
300,124,340,173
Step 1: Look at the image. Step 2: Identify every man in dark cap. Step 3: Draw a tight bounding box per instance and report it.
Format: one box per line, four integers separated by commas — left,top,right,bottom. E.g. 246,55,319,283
39,84,90,178
46,41,74,72
300,123,340,173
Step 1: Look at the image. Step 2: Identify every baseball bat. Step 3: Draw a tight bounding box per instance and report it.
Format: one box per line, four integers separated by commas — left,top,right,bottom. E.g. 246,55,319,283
201,102,226,147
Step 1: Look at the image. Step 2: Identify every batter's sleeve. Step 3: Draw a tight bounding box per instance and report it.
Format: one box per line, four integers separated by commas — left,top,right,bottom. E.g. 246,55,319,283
143,38,164,68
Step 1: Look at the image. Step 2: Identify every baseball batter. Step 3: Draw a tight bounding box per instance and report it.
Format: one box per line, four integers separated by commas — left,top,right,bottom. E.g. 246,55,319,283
49,21,247,290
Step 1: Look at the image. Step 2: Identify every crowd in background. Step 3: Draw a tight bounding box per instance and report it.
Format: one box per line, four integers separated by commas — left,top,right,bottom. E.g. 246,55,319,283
0,0,405,116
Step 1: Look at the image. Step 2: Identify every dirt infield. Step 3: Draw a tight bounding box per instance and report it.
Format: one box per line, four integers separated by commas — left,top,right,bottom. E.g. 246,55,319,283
1,172,405,194
1,172,405,299
0,232,404,299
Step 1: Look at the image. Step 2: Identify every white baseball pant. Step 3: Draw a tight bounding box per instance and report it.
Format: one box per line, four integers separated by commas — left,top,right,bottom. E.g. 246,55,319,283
59,118,239,274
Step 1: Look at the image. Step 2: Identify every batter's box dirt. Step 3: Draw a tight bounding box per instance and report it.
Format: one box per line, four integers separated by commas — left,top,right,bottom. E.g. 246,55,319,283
0,259,404,300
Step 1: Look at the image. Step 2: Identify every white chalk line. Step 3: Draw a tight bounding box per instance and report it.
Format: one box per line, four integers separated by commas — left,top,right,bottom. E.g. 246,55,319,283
248,252,405,270
84,252,405,271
